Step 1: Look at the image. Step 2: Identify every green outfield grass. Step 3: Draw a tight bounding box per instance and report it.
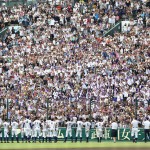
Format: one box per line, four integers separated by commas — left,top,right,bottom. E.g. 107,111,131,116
0,142,150,149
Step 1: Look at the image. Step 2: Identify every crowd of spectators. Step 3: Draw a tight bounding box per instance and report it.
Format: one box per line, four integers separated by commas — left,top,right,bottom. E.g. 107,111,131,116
0,0,150,127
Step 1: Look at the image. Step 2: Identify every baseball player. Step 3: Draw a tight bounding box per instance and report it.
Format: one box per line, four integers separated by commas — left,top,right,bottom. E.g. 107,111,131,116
23,116,32,143
51,118,56,142
95,118,104,143
0,118,3,143
48,118,55,142
31,118,35,142
131,117,140,143
75,118,83,142
19,117,25,142
142,117,150,143
11,119,19,143
64,118,74,143
46,117,51,142
41,119,48,143
3,119,10,143
32,117,41,143
83,118,91,143
54,117,59,143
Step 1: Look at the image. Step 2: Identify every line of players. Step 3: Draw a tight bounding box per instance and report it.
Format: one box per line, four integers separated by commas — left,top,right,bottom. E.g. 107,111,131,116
0,117,104,143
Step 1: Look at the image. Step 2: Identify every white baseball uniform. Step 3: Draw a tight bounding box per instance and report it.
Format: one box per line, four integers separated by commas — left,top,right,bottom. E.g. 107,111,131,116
3,122,10,138
84,121,91,138
23,119,32,138
11,121,19,137
95,121,103,138
76,121,83,138
33,120,41,138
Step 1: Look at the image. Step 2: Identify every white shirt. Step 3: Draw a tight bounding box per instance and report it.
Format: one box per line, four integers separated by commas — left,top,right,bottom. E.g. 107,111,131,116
95,122,103,131
72,116,78,123
0,68,2,74
46,120,51,128
41,122,47,131
49,121,55,130
111,122,118,130
50,19,55,26
66,121,74,131
84,121,91,130
33,120,41,129
76,121,83,131
3,122,9,131
123,91,128,97
131,119,140,128
0,119,2,125
11,121,19,129
24,119,32,129
142,120,150,129
0,106,4,114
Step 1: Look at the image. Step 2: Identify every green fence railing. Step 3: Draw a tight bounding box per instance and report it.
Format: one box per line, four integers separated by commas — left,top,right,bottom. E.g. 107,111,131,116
103,21,121,37
0,127,146,141
0,27,8,40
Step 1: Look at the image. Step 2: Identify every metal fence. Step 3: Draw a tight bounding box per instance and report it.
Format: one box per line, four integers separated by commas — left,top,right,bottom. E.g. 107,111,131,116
0,127,146,141
103,21,121,37
0,27,8,40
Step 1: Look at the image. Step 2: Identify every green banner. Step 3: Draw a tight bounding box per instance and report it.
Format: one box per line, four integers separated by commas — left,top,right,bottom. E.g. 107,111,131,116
0,128,145,141
57,128,145,141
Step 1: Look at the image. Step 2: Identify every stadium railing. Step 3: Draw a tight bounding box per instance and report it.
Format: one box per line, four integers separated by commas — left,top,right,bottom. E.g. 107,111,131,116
0,27,8,40
0,127,146,141
103,21,122,37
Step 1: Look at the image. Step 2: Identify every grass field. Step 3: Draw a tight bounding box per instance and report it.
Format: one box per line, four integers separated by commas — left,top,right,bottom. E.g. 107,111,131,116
0,142,150,149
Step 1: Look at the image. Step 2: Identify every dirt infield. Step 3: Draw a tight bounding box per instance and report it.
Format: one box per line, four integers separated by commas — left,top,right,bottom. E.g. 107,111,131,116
7,148,150,150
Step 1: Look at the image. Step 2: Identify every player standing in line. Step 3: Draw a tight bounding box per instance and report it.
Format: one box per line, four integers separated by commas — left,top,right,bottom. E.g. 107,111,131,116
75,118,83,142
46,117,51,142
23,116,32,143
83,118,91,143
3,119,10,143
11,119,19,143
19,117,25,142
54,117,59,143
72,115,77,127
131,117,140,143
95,118,104,143
0,118,3,143
41,119,48,143
0,119,3,143
49,118,55,142
142,117,150,143
64,118,74,143
31,118,35,143
33,117,41,143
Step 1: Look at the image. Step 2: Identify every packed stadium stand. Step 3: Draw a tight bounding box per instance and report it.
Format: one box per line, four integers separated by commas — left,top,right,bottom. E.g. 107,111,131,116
0,0,150,129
